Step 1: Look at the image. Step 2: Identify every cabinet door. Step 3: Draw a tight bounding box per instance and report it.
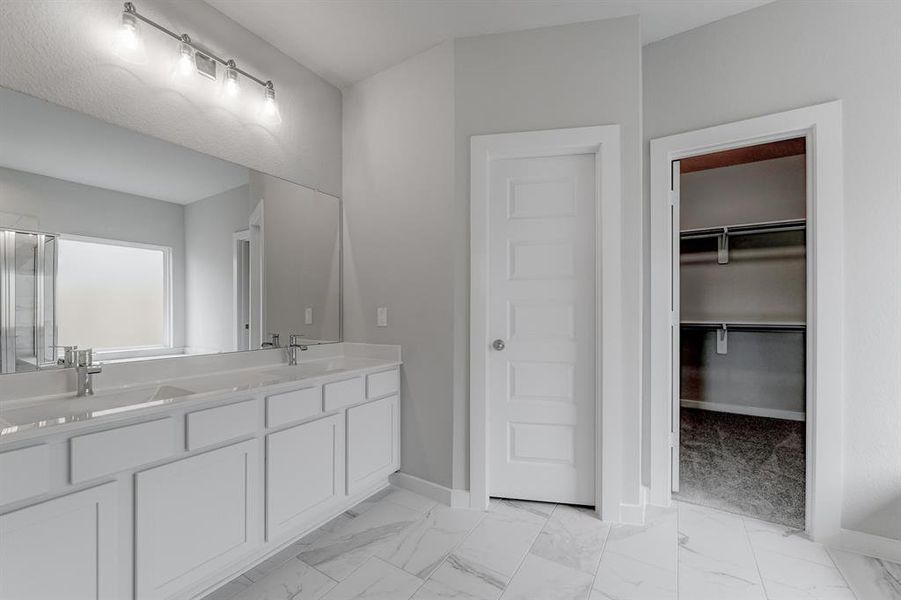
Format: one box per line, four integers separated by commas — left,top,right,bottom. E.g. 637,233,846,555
266,413,345,540
0,482,118,600
135,439,260,600
347,395,400,494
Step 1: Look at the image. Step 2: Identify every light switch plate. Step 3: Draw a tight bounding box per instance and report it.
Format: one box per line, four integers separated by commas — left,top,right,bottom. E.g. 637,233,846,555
377,307,388,327
305,308,313,325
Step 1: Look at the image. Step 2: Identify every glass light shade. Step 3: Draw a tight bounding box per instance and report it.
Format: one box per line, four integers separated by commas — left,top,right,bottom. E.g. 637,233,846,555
172,41,195,80
222,66,241,98
113,11,147,64
259,87,282,126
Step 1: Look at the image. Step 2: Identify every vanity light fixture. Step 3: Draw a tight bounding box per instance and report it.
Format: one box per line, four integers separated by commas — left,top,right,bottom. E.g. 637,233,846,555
113,7,146,64
223,60,241,98
116,2,281,125
259,82,283,126
173,35,195,79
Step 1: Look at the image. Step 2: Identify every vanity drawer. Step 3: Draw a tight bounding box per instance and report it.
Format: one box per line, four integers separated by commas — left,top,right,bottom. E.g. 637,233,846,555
71,418,176,483
266,386,322,428
186,400,257,450
0,444,50,505
323,377,364,411
366,368,399,399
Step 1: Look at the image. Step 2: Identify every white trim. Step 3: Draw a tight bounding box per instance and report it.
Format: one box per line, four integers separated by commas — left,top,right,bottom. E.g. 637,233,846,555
233,229,250,352
619,485,648,525
680,399,805,422
389,472,472,509
828,529,901,564
469,125,623,520
248,202,264,349
649,101,844,543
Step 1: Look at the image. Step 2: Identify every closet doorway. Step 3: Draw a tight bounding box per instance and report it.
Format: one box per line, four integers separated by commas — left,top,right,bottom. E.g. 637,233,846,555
673,139,807,527
649,102,844,541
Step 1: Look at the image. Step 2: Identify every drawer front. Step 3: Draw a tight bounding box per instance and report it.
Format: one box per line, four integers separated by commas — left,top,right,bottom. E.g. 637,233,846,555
323,377,364,411
266,386,322,429
186,400,257,451
366,368,399,399
0,444,50,505
71,418,176,484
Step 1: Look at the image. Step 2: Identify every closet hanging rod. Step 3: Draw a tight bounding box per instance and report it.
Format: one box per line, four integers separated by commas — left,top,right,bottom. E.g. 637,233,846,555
680,218,806,240
680,320,806,332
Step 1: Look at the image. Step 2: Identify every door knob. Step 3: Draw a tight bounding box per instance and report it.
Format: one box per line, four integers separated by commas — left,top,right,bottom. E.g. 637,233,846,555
492,339,505,351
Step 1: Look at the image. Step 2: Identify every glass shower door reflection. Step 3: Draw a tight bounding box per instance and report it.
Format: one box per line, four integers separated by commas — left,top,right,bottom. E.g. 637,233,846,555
0,229,57,373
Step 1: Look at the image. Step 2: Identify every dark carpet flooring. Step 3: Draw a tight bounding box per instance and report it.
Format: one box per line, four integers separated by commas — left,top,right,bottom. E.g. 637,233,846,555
674,408,806,528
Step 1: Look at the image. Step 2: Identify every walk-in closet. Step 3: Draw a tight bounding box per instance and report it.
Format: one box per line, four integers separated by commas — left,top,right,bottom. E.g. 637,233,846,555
674,138,808,528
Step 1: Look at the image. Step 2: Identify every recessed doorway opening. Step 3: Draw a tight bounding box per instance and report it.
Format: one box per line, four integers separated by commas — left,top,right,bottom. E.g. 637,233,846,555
650,101,844,542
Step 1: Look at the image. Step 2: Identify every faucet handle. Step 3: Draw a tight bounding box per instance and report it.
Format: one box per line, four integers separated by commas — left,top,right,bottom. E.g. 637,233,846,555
53,345,78,367
289,334,307,347
75,348,95,367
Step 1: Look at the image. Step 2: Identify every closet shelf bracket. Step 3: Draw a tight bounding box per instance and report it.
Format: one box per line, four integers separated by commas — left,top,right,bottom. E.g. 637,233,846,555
716,324,728,355
717,228,730,264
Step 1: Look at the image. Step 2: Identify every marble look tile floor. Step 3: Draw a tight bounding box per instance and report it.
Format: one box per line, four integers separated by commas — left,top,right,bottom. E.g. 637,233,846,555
202,487,900,600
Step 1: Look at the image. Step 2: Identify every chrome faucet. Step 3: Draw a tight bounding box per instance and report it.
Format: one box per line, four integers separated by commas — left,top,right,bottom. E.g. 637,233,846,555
54,345,78,368
261,332,281,348
75,349,102,397
287,334,308,366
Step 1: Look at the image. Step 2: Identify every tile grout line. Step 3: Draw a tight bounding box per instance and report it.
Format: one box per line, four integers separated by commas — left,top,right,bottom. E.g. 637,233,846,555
587,509,614,597
740,514,774,600
400,504,490,599
824,547,862,600
496,503,558,599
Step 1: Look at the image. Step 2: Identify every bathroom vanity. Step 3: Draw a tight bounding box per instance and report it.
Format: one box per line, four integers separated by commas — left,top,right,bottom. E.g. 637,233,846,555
0,74,395,600
0,343,401,600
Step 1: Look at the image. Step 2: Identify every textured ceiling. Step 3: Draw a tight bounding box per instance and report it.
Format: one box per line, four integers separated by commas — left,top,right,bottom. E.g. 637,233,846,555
205,0,774,87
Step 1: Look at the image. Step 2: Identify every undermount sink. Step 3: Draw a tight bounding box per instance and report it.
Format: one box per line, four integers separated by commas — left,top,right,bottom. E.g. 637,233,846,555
0,384,196,428
264,357,381,380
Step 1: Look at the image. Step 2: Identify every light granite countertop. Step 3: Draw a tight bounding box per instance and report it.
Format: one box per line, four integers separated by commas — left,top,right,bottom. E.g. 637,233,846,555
0,354,400,441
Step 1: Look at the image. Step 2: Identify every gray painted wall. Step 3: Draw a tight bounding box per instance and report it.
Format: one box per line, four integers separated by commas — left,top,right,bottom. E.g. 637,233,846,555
253,172,342,343
644,0,901,539
343,42,457,488
184,184,253,353
0,0,342,196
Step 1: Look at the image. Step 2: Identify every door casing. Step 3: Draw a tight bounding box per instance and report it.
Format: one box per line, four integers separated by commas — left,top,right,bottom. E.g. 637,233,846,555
470,125,623,521
649,101,844,542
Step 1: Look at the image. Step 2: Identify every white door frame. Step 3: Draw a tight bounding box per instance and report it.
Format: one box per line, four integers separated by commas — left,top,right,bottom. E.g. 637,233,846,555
233,229,251,351
248,201,265,349
649,101,844,542
470,125,623,520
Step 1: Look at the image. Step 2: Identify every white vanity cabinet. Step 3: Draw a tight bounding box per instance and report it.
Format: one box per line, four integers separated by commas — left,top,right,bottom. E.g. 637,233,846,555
0,354,401,600
266,413,345,540
134,439,261,600
0,482,119,600
347,394,400,494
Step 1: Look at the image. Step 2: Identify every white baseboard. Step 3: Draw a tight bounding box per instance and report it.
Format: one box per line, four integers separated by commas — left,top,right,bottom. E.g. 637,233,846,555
390,472,472,509
827,528,901,563
619,485,648,525
681,399,805,421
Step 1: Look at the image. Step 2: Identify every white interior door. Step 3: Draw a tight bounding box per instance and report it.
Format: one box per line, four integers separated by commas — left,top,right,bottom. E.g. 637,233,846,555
488,153,596,506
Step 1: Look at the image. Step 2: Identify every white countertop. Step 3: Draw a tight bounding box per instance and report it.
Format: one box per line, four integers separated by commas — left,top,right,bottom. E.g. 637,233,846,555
0,349,400,441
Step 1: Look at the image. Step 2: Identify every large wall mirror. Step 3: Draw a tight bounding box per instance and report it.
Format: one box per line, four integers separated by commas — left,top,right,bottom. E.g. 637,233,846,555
0,87,341,374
